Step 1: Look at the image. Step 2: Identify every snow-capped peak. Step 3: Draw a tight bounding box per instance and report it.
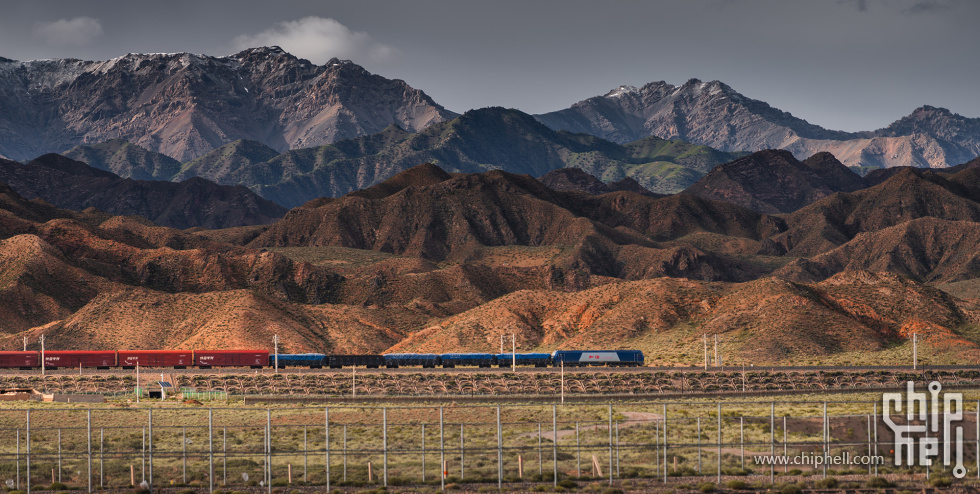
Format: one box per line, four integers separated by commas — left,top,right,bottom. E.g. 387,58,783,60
605,85,639,98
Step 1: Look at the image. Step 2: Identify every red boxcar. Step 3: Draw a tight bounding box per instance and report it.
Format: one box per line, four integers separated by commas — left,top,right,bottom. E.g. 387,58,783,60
44,351,117,369
118,350,193,368
193,350,268,368
0,351,40,369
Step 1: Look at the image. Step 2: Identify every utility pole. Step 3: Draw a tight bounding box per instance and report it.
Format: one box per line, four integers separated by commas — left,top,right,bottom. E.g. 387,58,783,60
713,335,718,368
24,336,27,351
40,335,45,376
500,335,504,353
560,360,565,405
511,334,516,371
273,334,279,373
136,363,140,404
913,333,918,370
703,334,708,370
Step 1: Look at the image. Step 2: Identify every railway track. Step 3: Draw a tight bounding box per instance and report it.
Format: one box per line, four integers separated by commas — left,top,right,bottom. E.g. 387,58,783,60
0,363,976,377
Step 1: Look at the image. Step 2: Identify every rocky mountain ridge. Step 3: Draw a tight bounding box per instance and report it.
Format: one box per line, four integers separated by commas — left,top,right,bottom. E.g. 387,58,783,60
64,108,744,207
0,154,286,229
535,79,980,169
0,47,456,162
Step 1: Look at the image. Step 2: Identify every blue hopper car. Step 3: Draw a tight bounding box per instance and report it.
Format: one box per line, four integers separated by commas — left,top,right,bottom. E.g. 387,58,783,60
440,353,495,368
495,353,552,367
384,353,440,368
270,353,326,368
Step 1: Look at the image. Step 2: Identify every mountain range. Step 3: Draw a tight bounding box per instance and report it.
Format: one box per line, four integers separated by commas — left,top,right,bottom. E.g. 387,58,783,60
535,80,980,169
64,107,745,207
0,47,455,162
1,48,978,173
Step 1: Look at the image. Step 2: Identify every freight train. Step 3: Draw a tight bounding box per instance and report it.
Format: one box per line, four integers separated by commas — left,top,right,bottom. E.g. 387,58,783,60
0,349,643,370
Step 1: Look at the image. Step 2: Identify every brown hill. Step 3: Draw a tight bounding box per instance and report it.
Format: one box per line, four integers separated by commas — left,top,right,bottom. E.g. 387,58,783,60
19,288,406,354
390,271,980,365
775,217,980,284
0,181,343,335
765,167,980,256
683,150,865,213
0,155,286,229
247,165,777,281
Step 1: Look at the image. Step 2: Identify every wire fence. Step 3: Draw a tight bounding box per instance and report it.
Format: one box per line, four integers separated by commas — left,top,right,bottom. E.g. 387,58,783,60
0,398,977,493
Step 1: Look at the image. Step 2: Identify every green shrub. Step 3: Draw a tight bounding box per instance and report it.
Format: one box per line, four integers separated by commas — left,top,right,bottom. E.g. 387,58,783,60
50,482,68,491
779,484,802,494
866,477,892,488
697,482,716,493
930,477,952,488
558,479,578,489
725,480,749,490
601,488,623,494
786,469,802,476
813,477,838,489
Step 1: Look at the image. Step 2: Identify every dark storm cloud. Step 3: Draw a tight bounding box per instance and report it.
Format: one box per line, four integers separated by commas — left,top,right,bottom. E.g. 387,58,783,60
0,0,977,132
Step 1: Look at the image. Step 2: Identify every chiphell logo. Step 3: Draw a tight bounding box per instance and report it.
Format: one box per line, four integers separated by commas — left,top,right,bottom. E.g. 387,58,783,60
883,381,965,478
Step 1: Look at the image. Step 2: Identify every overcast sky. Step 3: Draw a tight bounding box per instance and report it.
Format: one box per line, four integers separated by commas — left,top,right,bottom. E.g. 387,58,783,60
2,0,976,132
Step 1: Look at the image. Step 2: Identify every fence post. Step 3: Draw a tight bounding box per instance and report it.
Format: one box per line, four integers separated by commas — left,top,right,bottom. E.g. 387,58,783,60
88,409,92,494
17,429,20,491
663,404,667,484
440,407,445,492
783,416,787,473
497,406,503,489
343,424,347,482
303,425,307,484
460,423,464,479
141,427,145,483
608,404,613,486
26,410,31,494
223,427,227,486
383,407,388,487
182,426,187,484
553,405,558,486
769,403,774,484
822,402,828,479
538,423,542,477
873,402,878,477
101,428,105,489
148,409,153,494
576,422,581,478
717,402,721,484
267,409,272,494
867,414,872,476
422,424,426,482
204,410,211,493
59,428,63,483
616,421,621,478
323,407,334,492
